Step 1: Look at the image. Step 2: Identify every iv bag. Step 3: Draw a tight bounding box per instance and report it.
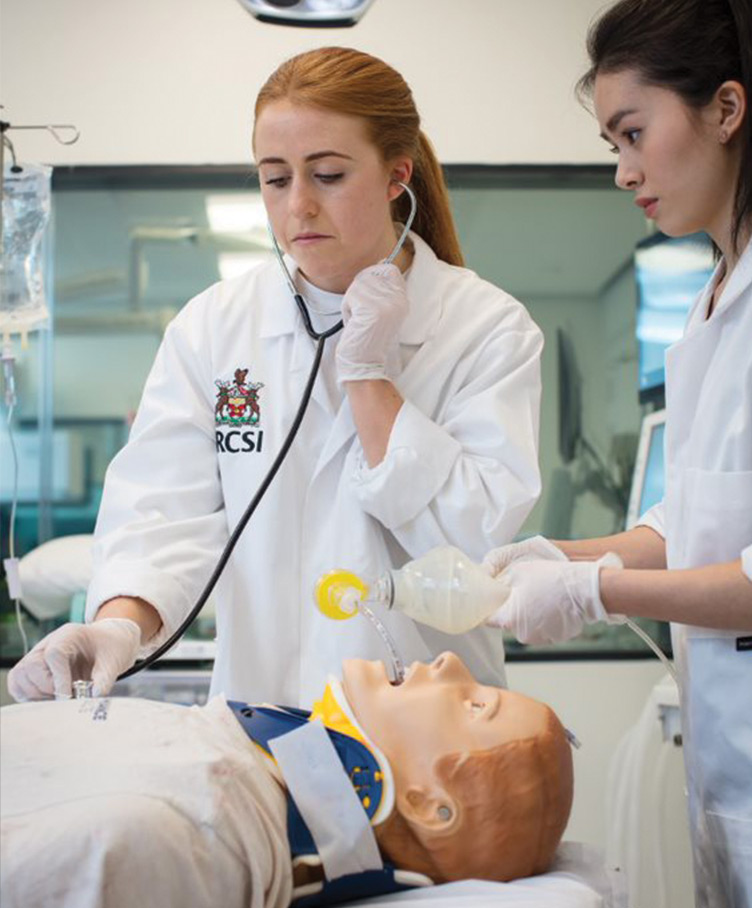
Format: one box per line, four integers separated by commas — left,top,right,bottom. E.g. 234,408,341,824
1,164,52,338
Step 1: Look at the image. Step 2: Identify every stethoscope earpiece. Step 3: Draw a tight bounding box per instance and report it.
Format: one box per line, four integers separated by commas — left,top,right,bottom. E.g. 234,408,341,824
385,182,417,265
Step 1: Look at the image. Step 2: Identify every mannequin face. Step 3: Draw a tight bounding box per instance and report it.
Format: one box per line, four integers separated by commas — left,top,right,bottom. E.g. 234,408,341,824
342,652,573,883
342,652,550,791
254,100,411,293
594,68,742,246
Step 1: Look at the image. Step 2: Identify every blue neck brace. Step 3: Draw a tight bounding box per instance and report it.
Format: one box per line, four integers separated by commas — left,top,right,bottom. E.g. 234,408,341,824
227,699,432,907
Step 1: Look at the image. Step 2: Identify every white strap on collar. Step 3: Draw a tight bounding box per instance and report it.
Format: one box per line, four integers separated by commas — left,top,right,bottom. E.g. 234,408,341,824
269,718,384,880
742,545,751,582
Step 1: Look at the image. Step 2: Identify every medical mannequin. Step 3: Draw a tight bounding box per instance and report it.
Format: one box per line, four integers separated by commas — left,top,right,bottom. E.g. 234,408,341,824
1,653,573,908
8,47,543,707
343,653,572,885
480,1,752,905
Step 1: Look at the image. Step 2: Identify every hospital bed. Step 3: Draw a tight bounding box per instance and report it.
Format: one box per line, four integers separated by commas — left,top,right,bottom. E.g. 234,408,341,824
10,537,626,907
348,842,625,907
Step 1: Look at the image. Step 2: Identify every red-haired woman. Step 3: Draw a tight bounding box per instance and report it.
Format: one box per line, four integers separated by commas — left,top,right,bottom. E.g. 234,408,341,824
10,48,543,709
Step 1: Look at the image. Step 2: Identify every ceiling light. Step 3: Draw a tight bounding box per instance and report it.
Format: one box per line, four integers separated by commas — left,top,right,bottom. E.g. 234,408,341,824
235,0,376,28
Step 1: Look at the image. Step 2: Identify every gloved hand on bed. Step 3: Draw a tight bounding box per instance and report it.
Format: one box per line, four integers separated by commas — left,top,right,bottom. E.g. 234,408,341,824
7,618,141,701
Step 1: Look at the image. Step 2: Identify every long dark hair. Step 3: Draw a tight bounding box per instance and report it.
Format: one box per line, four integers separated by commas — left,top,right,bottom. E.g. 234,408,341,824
254,47,464,267
578,0,752,252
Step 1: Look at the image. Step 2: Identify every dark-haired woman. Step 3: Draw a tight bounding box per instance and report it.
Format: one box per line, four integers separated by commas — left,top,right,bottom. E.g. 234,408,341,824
483,1,752,904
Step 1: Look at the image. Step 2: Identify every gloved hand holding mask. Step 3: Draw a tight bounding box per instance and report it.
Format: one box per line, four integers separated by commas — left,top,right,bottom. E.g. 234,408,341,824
484,541,625,644
482,534,568,576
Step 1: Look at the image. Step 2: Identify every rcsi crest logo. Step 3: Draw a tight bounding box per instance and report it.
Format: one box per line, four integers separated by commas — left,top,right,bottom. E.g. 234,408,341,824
215,368,265,454
215,368,264,427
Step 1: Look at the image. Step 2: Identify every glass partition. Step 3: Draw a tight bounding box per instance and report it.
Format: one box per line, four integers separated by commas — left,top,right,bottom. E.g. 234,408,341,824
0,165,670,666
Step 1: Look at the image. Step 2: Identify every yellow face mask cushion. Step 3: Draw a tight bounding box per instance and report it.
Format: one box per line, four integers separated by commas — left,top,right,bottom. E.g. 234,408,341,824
315,569,369,621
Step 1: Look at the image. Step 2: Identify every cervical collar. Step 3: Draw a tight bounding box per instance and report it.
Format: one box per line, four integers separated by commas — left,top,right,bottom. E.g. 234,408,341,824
228,680,431,906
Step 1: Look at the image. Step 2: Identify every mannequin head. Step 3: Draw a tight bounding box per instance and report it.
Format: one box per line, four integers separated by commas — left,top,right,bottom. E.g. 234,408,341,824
342,652,573,883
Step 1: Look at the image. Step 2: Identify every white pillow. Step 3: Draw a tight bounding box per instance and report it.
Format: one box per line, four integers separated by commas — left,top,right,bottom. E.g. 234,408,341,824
18,534,93,620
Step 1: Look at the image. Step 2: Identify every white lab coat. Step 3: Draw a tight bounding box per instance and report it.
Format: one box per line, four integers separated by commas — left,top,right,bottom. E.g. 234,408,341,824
86,233,543,705
638,238,752,907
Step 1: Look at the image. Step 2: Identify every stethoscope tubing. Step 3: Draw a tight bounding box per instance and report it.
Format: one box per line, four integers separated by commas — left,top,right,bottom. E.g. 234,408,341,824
118,335,327,679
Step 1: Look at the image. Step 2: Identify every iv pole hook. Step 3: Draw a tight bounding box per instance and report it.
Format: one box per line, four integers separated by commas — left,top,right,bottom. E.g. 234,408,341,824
0,112,80,261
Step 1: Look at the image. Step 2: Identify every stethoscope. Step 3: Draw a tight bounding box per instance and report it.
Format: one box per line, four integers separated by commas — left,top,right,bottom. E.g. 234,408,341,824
118,183,417,680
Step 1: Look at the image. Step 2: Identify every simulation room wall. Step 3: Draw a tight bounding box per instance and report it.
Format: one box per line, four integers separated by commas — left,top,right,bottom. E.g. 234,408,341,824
3,0,614,166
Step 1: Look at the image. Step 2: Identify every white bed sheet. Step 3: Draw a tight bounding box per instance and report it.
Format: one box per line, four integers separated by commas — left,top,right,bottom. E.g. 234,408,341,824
348,844,627,908
1,698,627,908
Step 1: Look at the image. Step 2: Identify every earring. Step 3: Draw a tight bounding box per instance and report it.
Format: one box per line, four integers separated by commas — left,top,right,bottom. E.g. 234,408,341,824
720,130,729,144
437,805,452,821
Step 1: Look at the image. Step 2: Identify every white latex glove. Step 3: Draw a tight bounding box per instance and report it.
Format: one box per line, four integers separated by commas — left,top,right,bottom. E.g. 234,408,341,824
336,263,409,383
482,534,566,577
486,553,625,644
7,618,142,701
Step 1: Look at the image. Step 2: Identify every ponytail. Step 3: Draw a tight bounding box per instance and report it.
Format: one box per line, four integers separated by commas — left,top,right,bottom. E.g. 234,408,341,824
394,132,464,267
728,0,752,250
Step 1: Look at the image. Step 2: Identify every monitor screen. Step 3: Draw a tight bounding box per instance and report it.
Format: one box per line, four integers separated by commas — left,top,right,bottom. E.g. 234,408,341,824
635,232,714,402
626,409,666,529
557,327,582,464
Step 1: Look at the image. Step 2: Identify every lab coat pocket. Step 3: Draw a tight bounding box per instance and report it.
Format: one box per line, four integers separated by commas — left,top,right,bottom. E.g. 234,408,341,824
706,811,752,855
704,811,752,903
680,632,752,907
682,469,752,567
